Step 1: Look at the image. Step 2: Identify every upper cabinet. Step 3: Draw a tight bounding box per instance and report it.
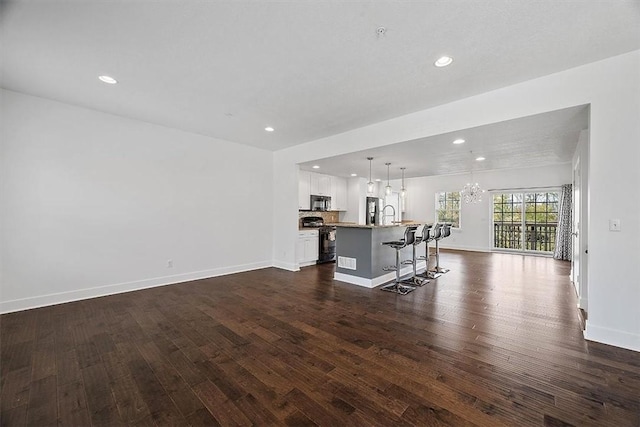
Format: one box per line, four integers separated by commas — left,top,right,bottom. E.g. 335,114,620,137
331,176,348,211
298,170,311,210
299,171,348,211
310,173,332,196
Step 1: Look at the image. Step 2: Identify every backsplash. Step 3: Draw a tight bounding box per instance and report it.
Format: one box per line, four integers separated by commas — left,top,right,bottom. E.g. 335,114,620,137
298,211,339,226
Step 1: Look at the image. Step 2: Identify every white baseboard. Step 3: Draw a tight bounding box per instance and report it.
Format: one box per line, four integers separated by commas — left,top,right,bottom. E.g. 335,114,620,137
439,244,491,253
0,260,272,314
584,322,640,352
298,260,317,268
272,260,299,272
334,261,426,288
333,272,379,288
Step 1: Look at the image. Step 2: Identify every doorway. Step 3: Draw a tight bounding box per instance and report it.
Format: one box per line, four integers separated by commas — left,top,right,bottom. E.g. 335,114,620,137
492,191,560,254
573,129,589,313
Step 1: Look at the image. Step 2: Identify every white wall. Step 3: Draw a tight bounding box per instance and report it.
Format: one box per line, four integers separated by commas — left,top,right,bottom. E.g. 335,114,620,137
398,164,571,251
273,50,640,352
1,89,274,313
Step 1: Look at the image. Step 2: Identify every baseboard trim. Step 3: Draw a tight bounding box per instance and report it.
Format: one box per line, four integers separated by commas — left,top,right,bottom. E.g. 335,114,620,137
584,322,640,352
298,260,317,268
333,272,379,288
0,260,272,314
272,260,299,272
439,245,491,253
334,262,426,289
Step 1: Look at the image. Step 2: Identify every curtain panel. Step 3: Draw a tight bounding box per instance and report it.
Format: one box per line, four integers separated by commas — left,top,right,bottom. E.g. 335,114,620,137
553,184,572,260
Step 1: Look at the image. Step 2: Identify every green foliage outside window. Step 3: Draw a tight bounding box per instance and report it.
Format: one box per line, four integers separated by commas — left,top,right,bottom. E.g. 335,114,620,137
435,191,460,228
493,192,559,224
492,192,560,252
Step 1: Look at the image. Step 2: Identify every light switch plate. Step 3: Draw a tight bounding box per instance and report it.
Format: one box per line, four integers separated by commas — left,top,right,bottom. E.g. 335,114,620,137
609,219,621,232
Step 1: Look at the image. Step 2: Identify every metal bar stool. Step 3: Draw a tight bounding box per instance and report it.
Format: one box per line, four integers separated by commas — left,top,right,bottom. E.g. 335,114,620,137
417,223,442,279
380,225,419,295
430,223,451,275
407,224,430,286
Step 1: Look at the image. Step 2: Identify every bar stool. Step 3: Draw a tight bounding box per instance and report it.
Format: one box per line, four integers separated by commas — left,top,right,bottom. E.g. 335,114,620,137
430,223,451,275
407,224,430,286
380,225,418,295
417,223,442,279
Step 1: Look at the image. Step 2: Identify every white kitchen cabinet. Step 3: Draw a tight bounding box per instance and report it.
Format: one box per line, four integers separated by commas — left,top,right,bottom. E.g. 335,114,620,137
331,176,348,211
310,173,331,196
300,171,344,210
298,170,311,210
297,230,319,267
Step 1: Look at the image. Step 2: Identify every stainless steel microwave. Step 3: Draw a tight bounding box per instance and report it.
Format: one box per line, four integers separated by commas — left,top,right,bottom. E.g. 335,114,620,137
310,195,331,211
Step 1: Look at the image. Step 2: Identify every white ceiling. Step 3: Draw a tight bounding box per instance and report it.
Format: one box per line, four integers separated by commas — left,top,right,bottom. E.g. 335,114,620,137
299,105,589,180
1,1,638,153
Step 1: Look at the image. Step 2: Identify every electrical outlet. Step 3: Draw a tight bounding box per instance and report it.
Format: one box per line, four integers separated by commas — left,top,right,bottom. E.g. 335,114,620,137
609,219,621,232
167,259,173,268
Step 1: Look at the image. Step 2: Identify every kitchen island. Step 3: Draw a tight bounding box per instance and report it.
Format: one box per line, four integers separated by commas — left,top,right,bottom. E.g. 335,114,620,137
332,223,427,288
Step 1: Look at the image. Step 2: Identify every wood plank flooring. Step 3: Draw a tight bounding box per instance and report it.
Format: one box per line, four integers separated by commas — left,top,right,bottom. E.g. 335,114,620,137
1,250,639,426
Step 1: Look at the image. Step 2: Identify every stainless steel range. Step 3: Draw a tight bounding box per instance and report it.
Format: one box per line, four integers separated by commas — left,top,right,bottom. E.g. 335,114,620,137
301,216,336,264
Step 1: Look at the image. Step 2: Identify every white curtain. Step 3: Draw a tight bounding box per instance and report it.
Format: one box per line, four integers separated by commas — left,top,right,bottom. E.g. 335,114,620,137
553,184,572,260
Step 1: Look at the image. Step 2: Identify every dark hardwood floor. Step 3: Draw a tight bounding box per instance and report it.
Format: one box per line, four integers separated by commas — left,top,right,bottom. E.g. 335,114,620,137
1,250,639,426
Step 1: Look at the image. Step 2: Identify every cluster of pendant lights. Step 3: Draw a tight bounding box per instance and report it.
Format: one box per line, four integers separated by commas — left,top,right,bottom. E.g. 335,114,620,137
366,157,407,199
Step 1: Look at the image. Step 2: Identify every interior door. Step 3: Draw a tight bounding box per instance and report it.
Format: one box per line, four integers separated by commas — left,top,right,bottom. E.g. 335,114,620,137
572,159,581,298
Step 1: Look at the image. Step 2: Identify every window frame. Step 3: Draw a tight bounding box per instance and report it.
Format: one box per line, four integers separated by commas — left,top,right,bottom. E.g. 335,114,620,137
491,189,560,254
435,191,461,229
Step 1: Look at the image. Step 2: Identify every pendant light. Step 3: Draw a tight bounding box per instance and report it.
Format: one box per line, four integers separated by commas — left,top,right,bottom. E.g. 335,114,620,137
385,162,392,196
366,157,375,194
400,167,407,199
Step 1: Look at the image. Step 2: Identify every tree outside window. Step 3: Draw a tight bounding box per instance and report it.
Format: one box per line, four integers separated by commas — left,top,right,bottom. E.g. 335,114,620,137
435,191,461,228
493,191,559,252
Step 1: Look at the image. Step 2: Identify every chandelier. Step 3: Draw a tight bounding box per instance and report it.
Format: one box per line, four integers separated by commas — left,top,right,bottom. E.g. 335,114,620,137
461,150,485,203
461,181,484,203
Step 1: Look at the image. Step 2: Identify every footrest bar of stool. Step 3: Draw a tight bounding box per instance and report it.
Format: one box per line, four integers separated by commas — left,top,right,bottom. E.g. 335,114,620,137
400,277,429,287
427,270,442,279
412,277,430,286
380,283,417,295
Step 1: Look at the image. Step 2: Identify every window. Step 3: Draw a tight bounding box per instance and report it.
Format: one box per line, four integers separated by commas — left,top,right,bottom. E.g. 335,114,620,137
493,191,559,253
435,191,461,228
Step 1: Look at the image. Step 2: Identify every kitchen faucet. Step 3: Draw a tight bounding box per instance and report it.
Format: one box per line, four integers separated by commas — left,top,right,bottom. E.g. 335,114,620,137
382,204,396,225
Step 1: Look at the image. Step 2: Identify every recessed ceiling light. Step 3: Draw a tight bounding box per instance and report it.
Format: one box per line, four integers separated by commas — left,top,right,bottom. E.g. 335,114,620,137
375,178,382,182
98,75,117,84
475,156,486,161
312,165,320,169
453,139,465,144
350,173,357,177
264,126,275,132
434,56,453,67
